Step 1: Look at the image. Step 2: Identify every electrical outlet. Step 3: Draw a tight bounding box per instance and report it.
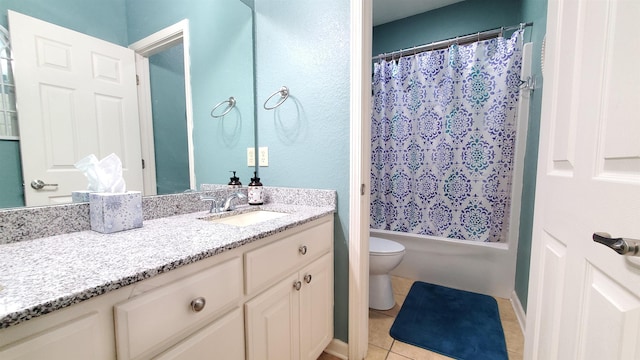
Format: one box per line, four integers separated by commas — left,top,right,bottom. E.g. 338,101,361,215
247,147,255,166
259,147,269,167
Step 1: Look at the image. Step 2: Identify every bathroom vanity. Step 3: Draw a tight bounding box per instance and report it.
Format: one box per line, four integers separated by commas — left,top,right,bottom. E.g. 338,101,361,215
0,189,335,360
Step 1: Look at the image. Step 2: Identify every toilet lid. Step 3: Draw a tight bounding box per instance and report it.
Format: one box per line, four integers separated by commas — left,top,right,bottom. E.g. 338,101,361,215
370,236,405,255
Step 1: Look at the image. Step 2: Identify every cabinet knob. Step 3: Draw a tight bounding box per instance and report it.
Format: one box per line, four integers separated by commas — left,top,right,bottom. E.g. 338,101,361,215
190,297,206,312
304,274,312,284
299,245,308,255
293,281,302,291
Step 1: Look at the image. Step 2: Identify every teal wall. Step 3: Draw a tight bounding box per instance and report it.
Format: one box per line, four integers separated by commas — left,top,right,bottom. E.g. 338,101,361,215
0,0,128,45
373,0,548,312
0,0,128,208
0,140,23,207
515,0,547,312
254,0,351,342
126,0,255,189
149,43,190,194
373,0,522,56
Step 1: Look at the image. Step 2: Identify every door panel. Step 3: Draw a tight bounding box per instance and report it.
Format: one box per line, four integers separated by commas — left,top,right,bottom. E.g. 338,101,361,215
530,231,566,359
575,265,640,359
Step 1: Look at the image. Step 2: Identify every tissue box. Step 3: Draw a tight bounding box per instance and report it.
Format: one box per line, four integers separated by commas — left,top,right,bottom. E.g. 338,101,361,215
90,191,143,234
72,191,95,203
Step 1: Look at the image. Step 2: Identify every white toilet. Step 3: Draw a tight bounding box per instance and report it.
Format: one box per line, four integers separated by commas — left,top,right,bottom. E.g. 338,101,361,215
369,236,406,310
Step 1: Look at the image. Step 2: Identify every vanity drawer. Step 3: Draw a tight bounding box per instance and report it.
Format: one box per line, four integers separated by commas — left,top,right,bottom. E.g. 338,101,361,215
114,257,242,360
245,218,332,295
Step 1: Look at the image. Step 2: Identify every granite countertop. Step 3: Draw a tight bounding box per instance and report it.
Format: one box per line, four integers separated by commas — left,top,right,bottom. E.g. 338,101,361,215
0,203,334,329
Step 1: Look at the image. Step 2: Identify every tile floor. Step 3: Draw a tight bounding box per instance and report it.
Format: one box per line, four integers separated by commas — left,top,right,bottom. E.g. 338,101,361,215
318,276,524,360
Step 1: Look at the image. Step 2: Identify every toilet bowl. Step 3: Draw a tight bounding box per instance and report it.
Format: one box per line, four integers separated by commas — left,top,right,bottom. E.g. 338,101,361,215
369,236,405,310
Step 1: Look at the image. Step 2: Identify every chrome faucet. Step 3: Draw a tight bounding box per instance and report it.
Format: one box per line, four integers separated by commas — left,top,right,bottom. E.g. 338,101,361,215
222,192,247,211
201,196,223,213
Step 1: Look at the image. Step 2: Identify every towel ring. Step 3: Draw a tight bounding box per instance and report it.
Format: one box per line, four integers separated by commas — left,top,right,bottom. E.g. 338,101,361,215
210,97,236,118
263,86,289,110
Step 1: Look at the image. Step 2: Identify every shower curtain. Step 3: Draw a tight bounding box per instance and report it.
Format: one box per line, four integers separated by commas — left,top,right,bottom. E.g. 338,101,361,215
370,30,524,242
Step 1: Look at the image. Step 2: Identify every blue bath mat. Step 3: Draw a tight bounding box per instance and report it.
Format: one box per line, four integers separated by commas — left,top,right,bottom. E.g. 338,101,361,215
389,281,507,360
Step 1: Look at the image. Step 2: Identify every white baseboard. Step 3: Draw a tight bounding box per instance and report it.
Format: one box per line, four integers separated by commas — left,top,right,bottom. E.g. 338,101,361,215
324,338,349,360
510,290,526,334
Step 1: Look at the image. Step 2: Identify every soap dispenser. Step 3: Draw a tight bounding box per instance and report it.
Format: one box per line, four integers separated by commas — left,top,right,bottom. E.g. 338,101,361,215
228,171,242,188
248,171,263,205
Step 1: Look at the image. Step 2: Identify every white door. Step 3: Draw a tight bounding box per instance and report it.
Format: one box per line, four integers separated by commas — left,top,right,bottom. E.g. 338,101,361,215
9,11,143,206
525,0,640,359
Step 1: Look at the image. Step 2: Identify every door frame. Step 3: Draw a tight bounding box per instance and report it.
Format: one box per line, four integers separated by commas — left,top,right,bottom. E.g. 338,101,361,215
349,1,371,359
129,19,196,194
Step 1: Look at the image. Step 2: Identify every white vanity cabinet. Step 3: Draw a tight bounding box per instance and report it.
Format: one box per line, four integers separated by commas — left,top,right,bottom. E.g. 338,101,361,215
0,287,129,360
245,219,334,360
0,215,334,360
0,312,108,360
114,257,244,360
153,307,245,360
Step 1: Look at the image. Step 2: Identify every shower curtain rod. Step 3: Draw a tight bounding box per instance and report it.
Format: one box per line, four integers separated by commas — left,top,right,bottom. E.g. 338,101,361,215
372,22,533,61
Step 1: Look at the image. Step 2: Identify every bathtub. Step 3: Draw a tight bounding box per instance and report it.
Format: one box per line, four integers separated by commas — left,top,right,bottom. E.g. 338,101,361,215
370,229,517,299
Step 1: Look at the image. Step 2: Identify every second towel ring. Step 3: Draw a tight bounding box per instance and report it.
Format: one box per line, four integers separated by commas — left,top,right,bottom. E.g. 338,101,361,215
263,86,289,110
210,97,236,118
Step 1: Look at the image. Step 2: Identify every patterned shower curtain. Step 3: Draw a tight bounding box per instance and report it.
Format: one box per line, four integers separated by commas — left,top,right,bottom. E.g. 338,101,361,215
370,30,524,242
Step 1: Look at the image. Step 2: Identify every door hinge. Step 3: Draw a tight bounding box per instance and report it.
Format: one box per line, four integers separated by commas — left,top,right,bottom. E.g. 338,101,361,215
142,158,145,169
361,183,365,196
136,75,140,85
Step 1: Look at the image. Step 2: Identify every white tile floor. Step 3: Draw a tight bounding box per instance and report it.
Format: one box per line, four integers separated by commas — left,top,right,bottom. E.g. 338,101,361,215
318,276,524,360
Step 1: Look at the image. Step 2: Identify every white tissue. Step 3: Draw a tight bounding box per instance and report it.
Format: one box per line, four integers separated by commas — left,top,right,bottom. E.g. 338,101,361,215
74,153,127,193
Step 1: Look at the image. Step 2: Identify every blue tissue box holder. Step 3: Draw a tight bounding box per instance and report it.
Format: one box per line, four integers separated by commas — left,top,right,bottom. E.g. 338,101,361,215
89,191,143,234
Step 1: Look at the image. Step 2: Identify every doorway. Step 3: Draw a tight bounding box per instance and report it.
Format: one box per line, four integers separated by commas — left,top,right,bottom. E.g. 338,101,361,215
130,20,195,196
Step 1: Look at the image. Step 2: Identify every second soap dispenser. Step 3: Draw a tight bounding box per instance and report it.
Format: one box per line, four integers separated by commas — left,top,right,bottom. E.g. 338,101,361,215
248,171,263,205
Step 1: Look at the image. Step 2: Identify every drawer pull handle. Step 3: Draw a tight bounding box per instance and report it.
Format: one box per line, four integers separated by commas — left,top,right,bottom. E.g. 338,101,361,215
293,281,302,291
299,245,308,255
304,274,312,284
190,297,206,312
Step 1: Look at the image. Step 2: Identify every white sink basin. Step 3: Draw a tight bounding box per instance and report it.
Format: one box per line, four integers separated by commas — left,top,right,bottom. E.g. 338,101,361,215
205,210,288,227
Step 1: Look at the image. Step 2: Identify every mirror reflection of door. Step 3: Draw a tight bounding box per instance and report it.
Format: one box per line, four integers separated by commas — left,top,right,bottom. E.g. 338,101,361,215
8,11,194,206
9,10,144,206
148,43,190,195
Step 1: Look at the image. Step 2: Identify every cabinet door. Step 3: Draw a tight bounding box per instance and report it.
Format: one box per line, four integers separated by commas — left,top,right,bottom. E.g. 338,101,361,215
154,308,244,360
299,253,333,360
245,273,300,360
0,313,101,360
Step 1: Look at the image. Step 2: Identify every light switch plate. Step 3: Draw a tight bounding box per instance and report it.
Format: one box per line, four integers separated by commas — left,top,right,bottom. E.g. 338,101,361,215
259,147,269,167
247,147,255,166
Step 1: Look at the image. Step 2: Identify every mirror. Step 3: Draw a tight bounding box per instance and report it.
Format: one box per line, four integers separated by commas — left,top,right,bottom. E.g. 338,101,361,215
0,0,256,209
